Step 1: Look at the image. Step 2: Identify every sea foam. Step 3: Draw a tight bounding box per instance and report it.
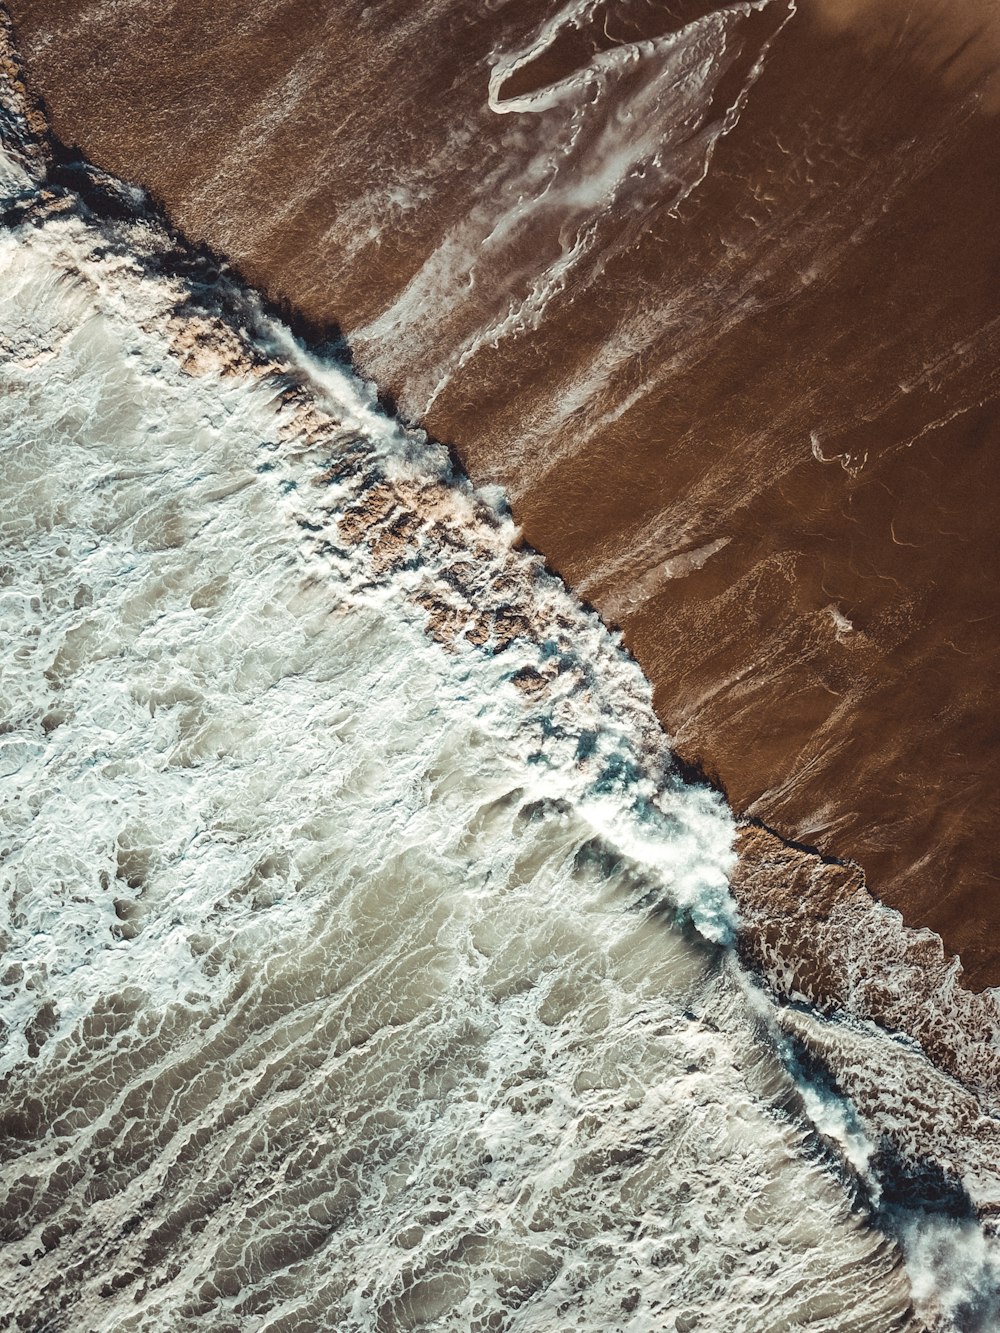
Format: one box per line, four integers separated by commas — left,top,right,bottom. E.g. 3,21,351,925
0,82,996,1332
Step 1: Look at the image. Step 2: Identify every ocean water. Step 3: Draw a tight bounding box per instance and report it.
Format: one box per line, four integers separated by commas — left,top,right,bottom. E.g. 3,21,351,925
0,101,998,1332
11,0,1000,972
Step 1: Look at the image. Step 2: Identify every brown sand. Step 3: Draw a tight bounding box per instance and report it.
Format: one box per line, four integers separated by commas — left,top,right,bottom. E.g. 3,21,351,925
6,0,1000,984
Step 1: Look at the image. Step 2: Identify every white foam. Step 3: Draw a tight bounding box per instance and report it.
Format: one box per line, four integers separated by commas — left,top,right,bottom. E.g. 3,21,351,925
901,1215,1000,1331
0,199,917,1331
0,148,997,1329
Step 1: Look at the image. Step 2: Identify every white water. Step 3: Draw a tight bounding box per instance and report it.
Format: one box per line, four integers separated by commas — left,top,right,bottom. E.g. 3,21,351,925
0,126,995,1331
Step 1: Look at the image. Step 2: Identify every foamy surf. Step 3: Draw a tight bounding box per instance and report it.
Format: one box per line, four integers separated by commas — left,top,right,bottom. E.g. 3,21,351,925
0,43,997,1332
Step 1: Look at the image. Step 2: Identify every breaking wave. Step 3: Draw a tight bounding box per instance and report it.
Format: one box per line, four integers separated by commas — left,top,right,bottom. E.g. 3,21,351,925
0,61,997,1331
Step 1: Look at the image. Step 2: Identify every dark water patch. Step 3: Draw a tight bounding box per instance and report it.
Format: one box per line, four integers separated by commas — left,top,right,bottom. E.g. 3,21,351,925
872,1142,977,1223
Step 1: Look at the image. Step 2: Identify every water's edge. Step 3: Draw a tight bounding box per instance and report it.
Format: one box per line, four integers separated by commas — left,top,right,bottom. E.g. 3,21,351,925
2,13,999,1326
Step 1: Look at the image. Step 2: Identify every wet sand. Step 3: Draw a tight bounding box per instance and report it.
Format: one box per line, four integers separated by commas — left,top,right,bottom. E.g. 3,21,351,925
7,0,1000,984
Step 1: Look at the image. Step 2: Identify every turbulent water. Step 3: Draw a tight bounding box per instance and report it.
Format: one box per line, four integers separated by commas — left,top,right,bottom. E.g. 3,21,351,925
1,47,1000,1333
10,0,1000,979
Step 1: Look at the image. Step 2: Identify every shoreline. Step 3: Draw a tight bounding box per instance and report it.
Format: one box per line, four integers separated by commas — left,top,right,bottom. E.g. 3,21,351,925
3,32,1000,1320
5,0,999,988
1,1,997,1086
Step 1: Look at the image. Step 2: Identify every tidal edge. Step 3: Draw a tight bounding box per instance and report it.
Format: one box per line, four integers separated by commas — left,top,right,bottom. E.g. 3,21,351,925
1,0,998,1207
